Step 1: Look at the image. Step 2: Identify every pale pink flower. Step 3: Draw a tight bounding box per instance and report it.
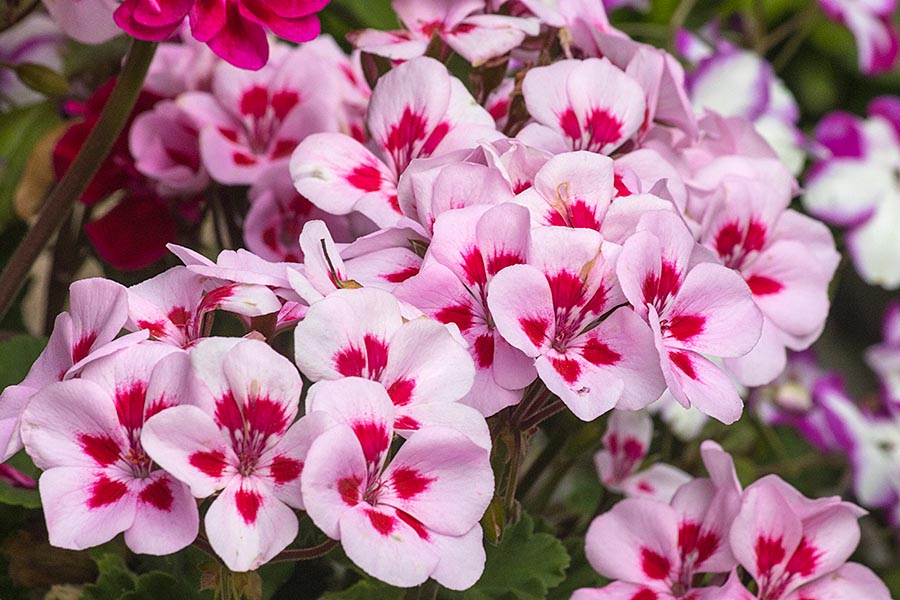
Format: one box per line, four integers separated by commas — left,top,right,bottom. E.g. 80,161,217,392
302,377,493,589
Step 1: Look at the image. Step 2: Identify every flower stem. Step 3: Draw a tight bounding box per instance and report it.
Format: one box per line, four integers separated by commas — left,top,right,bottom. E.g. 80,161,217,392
268,539,338,563
0,39,157,321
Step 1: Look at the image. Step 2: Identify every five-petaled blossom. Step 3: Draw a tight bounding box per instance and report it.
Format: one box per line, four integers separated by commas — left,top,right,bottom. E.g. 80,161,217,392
301,377,494,589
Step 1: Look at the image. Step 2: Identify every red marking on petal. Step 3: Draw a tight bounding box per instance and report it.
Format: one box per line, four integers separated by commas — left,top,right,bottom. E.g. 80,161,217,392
435,304,475,332
385,107,429,171
219,127,239,142
390,466,434,500
640,547,671,580
144,398,172,420
486,251,522,276
744,220,767,253
513,180,532,194
474,334,494,368
115,381,148,431
642,260,681,309
387,378,415,407
235,486,262,524
636,481,653,493
755,535,786,575
613,173,631,197
581,338,621,366
233,152,258,166
189,450,227,478
462,248,488,286
214,391,244,432
548,271,584,310
623,438,643,461
240,86,269,118
715,221,742,259
79,434,122,467
72,332,98,364
669,351,699,380
679,521,719,566
394,414,420,430
338,475,361,506
569,200,601,230
139,477,174,511
396,509,430,540
520,317,549,347
746,275,783,296
785,536,820,577
585,108,623,152
666,314,706,342
488,98,510,122
631,590,658,600
363,334,389,379
270,138,298,159
366,508,396,535
551,356,581,383
168,306,190,327
271,90,300,120
383,266,419,283
269,456,302,484
421,121,449,157
245,396,290,438
87,475,128,508
347,163,383,192
352,420,390,467
335,345,366,377
136,319,168,339
559,108,581,141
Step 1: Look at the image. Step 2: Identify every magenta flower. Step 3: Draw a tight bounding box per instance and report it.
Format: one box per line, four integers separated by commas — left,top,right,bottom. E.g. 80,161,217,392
141,338,326,570
113,0,330,70
301,377,493,589
818,0,899,75
20,343,202,553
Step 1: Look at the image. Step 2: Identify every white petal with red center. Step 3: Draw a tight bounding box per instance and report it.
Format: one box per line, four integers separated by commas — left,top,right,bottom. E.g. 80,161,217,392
141,405,236,498
730,477,803,584
665,262,762,358
198,127,268,185
21,379,128,471
380,426,492,536
343,247,423,291
786,562,891,600
530,151,616,229
146,350,216,415
742,240,831,339
621,464,692,504
40,466,136,550
291,133,398,223
428,524,487,591
596,408,653,487
443,15,539,67
220,339,302,435
127,266,204,345
392,0,482,32
338,503,439,587
199,283,283,320
301,424,370,538
257,411,332,510
394,263,482,336
305,378,395,474
521,60,582,143
671,478,738,574
585,497,680,586
367,57,453,175
381,318,475,406
206,475,298,572
125,471,199,555
488,264,556,357
294,288,402,381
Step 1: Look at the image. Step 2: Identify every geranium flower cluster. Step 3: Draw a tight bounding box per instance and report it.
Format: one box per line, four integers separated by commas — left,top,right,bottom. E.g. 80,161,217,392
6,0,899,595
577,440,891,599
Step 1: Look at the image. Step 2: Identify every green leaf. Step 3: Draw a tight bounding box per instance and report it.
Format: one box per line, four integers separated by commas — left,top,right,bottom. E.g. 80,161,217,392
13,62,69,97
120,571,203,600
444,515,570,600
321,577,405,599
0,334,46,388
82,553,138,600
0,102,60,229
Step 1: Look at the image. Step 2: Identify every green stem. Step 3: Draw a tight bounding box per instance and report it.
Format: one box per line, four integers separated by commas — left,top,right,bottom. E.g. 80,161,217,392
520,398,565,431
517,423,569,499
0,39,157,321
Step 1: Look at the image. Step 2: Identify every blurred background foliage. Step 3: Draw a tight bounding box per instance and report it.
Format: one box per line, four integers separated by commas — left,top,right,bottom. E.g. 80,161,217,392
0,0,898,598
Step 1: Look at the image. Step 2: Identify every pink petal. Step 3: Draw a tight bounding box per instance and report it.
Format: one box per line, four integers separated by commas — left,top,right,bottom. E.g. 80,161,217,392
205,476,298,571
787,562,891,600
125,472,199,555
258,411,332,510
428,525,487,591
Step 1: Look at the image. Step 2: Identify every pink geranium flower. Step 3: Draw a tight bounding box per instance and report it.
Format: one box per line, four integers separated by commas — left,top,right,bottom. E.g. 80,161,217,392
20,343,203,553
141,338,327,570
301,377,493,589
